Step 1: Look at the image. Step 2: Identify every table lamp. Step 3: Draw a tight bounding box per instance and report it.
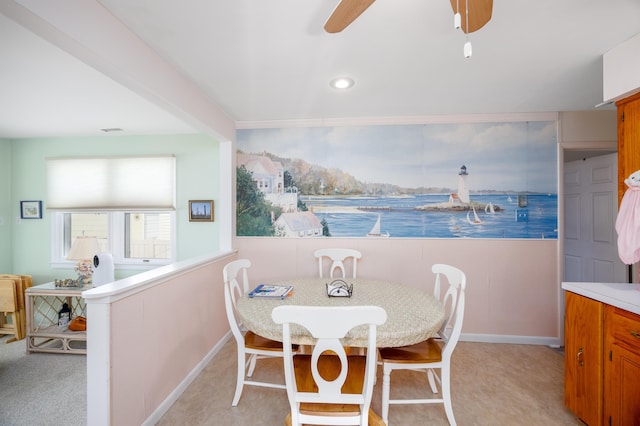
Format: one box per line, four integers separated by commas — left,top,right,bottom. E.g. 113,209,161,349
67,236,101,286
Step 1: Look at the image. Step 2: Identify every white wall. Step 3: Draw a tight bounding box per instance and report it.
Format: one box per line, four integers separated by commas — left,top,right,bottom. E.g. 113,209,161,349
84,251,235,425
604,32,640,103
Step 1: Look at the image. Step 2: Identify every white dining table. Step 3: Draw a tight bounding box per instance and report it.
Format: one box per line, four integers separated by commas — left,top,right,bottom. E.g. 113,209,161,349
235,277,445,348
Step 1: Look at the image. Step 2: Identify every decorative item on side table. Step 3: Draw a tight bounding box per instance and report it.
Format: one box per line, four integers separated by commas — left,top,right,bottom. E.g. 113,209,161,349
67,236,101,286
92,252,115,287
54,278,82,288
58,302,71,326
68,316,86,331
326,279,353,297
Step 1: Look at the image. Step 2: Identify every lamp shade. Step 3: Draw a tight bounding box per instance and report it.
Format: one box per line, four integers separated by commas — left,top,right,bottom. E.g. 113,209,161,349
67,236,101,260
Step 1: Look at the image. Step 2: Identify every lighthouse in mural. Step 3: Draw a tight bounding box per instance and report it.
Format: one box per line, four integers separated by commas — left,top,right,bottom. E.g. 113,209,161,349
457,165,470,204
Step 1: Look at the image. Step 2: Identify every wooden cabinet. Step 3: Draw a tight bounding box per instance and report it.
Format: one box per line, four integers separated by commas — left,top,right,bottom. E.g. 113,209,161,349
564,291,604,425
604,305,640,425
565,290,640,425
616,92,640,205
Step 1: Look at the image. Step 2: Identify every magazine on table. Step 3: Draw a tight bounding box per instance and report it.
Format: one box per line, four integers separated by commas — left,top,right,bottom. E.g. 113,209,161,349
248,284,294,299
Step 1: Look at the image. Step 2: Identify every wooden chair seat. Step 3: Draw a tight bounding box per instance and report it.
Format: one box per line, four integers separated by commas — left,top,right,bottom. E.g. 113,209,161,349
244,330,286,351
378,338,443,364
273,305,386,426
285,407,385,426
294,354,365,416
282,355,387,425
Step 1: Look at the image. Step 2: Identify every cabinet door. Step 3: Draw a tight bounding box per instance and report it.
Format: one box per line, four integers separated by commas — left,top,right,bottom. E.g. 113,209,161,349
564,291,604,425
616,92,640,205
605,305,640,425
607,345,640,425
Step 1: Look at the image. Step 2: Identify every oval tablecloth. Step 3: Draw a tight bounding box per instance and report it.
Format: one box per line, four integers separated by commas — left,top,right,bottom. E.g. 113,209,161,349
236,277,445,348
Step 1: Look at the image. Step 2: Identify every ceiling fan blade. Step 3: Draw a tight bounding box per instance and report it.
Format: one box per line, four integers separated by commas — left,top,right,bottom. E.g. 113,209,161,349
324,0,376,33
450,0,493,33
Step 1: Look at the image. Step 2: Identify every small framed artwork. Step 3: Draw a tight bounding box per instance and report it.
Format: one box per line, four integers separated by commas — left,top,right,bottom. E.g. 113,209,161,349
20,200,42,219
189,200,214,222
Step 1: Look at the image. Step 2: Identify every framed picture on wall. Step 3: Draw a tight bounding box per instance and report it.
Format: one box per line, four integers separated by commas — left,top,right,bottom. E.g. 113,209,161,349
20,200,42,219
189,200,214,222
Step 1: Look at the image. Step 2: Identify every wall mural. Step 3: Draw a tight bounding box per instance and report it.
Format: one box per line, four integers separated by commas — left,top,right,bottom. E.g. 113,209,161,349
236,120,558,239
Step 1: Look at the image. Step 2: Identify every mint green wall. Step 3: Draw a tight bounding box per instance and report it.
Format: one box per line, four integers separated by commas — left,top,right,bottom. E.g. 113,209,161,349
0,139,11,272
9,134,220,285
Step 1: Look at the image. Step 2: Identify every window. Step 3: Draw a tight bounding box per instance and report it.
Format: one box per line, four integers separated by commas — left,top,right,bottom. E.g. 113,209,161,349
47,155,177,270
51,211,175,269
124,212,172,259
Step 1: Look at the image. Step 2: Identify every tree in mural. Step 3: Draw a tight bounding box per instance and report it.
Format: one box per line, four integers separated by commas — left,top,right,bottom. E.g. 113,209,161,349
236,166,278,236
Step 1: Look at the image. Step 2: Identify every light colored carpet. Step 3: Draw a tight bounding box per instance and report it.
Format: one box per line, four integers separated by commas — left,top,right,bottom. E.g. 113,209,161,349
0,335,86,426
158,339,584,425
0,334,583,426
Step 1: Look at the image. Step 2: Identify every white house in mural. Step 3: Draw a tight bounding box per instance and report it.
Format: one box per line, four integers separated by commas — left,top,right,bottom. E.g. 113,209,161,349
449,165,470,204
237,153,298,212
274,211,323,237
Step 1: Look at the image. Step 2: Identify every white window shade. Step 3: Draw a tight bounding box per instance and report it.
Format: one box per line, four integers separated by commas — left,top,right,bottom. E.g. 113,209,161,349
47,156,176,210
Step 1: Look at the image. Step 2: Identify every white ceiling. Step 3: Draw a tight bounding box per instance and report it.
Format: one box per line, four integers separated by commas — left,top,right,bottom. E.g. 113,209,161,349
1,0,640,139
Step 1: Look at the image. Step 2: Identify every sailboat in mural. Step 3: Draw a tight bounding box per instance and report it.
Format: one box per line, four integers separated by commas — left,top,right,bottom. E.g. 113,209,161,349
466,206,483,224
485,202,496,214
367,214,390,237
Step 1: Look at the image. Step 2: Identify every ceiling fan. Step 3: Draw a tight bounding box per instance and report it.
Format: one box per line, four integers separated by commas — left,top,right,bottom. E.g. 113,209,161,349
324,0,493,34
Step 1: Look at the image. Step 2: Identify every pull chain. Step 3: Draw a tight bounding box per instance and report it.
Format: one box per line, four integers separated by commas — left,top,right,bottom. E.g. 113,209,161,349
463,0,472,58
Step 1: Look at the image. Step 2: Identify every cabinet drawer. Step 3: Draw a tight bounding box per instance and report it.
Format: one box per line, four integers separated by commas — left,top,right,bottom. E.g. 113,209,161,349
609,307,640,352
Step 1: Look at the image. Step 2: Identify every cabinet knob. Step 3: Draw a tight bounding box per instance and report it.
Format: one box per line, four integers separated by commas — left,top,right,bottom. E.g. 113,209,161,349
577,346,584,367
631,330,640,339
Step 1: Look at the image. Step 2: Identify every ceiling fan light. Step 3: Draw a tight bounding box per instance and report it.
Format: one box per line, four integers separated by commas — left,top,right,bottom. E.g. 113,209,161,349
454,13,461,29
464,41,472,58
330,77,355,89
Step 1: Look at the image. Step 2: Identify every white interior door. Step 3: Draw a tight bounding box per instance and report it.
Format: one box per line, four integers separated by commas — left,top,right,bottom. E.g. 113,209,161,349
564,153,627,283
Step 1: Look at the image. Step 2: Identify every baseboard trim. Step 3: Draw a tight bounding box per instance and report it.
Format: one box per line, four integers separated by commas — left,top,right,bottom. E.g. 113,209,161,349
461,333,562,348
142,332,232,426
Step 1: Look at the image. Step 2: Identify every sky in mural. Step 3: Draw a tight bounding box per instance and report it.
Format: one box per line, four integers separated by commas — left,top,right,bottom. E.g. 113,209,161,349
237,121,557,193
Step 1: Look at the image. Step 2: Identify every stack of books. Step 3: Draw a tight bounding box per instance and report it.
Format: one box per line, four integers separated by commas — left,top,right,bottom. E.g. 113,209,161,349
248,284,294,299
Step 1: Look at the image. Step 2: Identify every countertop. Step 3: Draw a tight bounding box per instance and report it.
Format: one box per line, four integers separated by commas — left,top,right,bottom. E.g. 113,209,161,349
562,282,640,316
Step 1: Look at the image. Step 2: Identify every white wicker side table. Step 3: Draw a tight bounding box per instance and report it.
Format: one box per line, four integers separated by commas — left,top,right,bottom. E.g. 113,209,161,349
25,282,89,354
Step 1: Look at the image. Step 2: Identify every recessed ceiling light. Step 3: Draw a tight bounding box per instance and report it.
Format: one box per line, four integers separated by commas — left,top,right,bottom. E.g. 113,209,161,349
330,77,355,89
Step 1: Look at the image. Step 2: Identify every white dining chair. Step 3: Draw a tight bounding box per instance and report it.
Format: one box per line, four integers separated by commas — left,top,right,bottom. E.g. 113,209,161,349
223,259,291,406
314,248,362,279
272,305,387,426
378,263,466,426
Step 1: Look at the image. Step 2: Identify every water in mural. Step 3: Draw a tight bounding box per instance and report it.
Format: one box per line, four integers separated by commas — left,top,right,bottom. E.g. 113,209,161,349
303,193,557,239
237,121,558,239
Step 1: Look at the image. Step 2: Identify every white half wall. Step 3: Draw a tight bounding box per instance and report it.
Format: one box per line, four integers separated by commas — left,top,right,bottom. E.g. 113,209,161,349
236,237,560,344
